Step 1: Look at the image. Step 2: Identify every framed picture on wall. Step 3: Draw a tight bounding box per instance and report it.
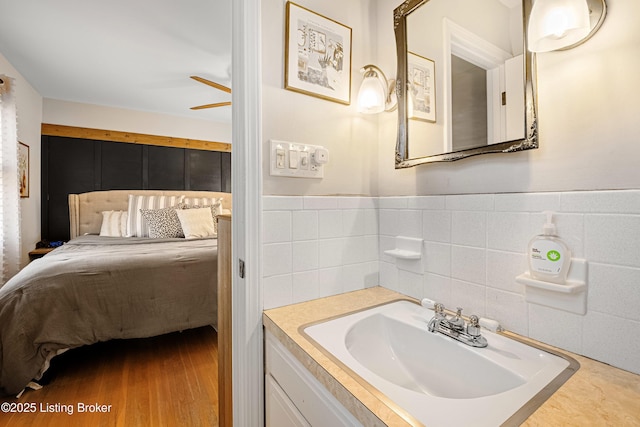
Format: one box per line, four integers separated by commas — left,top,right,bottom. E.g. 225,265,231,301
18,142,29,198
408,51,436,122
284,1,352,105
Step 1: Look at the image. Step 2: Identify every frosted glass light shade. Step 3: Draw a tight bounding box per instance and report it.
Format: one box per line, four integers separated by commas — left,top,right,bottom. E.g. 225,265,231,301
528,0,590,52
357,73,386,114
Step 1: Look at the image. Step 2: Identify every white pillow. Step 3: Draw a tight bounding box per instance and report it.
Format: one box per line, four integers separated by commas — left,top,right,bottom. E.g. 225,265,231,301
126,194,183,237
99,210,128,237
176,207,216,238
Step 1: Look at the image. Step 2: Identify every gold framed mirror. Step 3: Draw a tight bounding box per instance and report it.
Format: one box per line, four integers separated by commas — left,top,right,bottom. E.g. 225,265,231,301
394,0,538,167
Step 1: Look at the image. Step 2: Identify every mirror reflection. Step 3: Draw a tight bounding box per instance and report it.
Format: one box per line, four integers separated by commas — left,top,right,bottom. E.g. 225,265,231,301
395,0,537,166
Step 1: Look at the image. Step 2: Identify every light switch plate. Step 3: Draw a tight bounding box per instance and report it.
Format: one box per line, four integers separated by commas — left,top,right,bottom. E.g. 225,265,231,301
289,149,299,169
299,151,309,170
276,148,285,169
269,140,326,179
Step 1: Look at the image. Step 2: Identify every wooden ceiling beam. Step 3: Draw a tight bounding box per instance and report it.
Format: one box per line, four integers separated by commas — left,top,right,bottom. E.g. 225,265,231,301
41,123,232,153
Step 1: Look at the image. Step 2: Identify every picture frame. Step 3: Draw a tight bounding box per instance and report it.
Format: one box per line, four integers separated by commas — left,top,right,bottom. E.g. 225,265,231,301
284,2,352,105
407,51,436,122
18,142,29,198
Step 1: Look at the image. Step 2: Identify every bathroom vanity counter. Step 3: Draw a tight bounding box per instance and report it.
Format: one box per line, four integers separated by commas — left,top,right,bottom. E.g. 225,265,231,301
263,287,640,426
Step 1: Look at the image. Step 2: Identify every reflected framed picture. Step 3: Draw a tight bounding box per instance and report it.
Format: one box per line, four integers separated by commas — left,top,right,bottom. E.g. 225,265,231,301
408,52,436,122
284,1,352,105
18,142,29,198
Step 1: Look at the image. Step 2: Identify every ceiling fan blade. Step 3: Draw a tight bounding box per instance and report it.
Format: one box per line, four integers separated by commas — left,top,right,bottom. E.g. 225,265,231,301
190,101,232,110
190,75,231,93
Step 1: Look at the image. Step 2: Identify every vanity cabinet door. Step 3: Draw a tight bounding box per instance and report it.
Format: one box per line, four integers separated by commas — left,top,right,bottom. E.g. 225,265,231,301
265,331,362,427
266,374,311,427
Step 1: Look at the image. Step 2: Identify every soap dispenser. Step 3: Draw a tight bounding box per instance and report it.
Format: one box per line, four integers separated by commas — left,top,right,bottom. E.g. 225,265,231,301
528,211,572,284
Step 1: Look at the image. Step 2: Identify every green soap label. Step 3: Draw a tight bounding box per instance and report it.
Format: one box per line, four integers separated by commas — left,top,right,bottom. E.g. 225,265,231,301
547,250,561,262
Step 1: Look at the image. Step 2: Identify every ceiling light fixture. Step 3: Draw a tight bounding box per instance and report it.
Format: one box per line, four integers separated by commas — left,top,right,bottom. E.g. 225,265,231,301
528,0,607,53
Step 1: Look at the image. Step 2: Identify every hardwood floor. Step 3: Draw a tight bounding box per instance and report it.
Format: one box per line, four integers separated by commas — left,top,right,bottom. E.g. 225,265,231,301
0,327,219,427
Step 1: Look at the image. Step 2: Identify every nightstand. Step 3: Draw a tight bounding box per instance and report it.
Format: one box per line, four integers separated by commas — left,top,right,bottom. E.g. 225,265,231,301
28,247,55,261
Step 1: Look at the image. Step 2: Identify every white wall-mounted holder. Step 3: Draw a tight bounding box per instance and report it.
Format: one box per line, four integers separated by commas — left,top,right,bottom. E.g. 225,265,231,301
516,258,588,315
384,236,424,273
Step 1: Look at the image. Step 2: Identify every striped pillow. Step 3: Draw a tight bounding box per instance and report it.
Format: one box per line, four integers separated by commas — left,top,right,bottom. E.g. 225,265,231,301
99,210,128,237
126,194,183,237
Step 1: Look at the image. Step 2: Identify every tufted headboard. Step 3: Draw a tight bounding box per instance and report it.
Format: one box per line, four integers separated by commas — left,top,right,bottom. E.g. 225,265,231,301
68,190,232,239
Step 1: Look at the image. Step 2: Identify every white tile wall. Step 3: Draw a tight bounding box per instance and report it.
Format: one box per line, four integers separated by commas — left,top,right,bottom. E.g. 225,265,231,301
263,190,640,375
422,273,451,305
451,245,486,284
377,190,640,375
262,211,291,243
529,304,583,354
263,196,379,309
292,241,318,272
451,211,486,247
318,210,343,239
292,211,318,241
561,190,640,214
487,212,530,252
423,210,451,243
292,270,319,303
585,215,640,267
486,250,526,293
424,242,451,276
495,192,561,212
262,242,292,277
317,267,343,298
588,263,640,319
583,311,640,374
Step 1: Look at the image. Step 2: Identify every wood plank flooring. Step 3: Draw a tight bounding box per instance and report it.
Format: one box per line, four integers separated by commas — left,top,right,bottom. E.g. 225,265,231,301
0,326,219,427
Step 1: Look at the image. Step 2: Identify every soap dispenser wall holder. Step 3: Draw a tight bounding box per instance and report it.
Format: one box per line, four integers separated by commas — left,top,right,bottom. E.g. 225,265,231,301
383,236,424,273
516,258,588,315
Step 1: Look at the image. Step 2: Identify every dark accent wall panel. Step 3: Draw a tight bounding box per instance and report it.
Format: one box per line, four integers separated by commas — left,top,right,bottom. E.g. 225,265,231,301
147,145,185,190
41,136,231,242
188,150,222,191
101,141,144,189
220,152,232,193
42,136,97,242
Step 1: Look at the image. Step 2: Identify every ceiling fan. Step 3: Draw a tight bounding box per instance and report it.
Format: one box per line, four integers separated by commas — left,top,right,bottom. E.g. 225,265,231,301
190,75,231,110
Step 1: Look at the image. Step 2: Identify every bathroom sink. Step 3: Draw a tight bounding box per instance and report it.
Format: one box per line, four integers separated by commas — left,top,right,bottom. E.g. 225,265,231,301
302,300,578,426
345,313,526,399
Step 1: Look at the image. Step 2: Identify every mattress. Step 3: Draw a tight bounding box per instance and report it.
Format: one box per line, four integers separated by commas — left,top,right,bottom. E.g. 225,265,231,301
0,235,218,396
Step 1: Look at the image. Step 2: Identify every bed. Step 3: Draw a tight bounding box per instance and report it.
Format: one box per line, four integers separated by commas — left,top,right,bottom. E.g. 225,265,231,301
0,190,231,396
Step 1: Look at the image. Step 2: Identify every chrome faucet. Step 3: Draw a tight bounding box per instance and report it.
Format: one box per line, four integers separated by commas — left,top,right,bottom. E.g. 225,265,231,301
427,303,488,348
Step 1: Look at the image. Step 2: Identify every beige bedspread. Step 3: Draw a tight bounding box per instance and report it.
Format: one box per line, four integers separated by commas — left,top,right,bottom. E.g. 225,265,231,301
0,235,218,396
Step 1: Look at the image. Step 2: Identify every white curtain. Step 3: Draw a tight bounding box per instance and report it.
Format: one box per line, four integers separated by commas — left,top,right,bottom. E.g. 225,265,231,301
0,75,21,284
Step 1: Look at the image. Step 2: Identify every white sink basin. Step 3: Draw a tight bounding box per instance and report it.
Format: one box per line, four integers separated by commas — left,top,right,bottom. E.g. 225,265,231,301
303,300,578,427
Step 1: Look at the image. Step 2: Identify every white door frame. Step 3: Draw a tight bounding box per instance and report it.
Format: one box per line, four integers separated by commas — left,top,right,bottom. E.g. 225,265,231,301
442,18,512,151
232,0,263,425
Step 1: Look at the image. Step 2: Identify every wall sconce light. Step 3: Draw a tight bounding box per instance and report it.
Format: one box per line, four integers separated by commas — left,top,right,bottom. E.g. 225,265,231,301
528,0,607,53
357,65,397,114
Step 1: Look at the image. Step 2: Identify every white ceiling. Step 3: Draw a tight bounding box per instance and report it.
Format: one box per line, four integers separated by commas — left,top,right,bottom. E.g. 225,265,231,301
0,0,232,124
